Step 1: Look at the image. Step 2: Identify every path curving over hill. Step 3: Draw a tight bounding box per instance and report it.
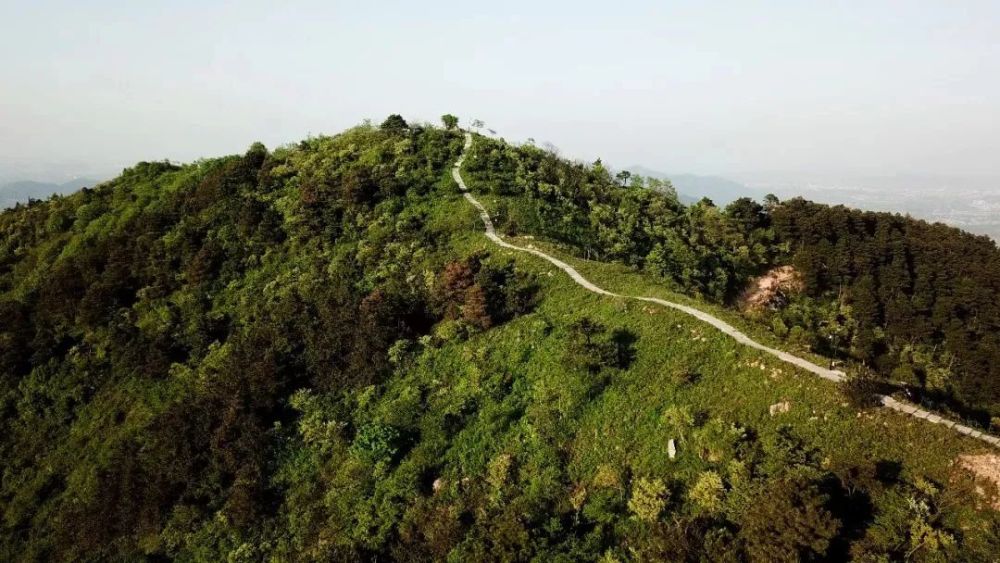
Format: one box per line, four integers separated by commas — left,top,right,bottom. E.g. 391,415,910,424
453,131,1000,449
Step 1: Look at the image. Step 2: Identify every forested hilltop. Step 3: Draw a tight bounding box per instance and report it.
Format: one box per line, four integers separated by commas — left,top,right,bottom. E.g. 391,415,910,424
2,116,1000,561
464,135,1000,422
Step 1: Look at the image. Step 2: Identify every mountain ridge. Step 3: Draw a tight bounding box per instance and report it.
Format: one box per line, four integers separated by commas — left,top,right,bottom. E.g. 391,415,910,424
2,117,1000,560
0,177,101,208
625,165,767,205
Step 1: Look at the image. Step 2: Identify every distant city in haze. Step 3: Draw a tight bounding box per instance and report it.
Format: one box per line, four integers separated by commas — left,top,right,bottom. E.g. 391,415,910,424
738,172,1000,241
630,165,1000,241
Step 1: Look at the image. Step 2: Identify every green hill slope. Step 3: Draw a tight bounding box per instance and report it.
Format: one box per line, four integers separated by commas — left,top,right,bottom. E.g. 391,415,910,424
2,116,999,561
464,133,1000,423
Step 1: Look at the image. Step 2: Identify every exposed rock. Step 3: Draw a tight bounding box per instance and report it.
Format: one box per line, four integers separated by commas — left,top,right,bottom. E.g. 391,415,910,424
769,401,791,416
667,439,677,460
740,265,804,311
956,453,1000,509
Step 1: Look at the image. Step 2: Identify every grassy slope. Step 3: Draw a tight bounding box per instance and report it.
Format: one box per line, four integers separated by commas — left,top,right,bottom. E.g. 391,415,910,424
453,222,982,476
365,190,995,557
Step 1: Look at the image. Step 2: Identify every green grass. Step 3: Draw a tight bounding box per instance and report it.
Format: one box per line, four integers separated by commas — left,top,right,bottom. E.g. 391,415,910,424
348,217,998,559
444,195,991,485
505,233,841,368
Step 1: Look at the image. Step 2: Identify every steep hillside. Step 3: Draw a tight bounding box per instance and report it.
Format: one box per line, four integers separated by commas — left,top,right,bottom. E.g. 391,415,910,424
2,117,1000,561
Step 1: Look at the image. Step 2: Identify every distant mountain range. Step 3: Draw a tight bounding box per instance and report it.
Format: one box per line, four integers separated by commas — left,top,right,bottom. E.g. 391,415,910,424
1,178,100,208
626,166,766,205
626,166,999,240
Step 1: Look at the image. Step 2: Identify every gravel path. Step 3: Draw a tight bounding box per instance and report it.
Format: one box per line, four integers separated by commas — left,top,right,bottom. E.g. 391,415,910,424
453,132,1000,449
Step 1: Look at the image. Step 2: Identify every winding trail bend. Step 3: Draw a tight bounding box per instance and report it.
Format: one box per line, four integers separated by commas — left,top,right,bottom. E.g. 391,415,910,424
453,131,1000,449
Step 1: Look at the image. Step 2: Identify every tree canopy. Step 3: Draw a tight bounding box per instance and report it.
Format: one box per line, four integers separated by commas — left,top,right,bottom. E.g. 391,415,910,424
440,114,459,129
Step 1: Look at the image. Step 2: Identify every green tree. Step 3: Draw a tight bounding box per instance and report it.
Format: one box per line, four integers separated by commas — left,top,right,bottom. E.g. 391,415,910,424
441,114,459,129
738,473,841,562
725,197,768,232
351,422,400,463
564,317,619,372
380,113,409,130
690,471,725,514
628,477,669,522
840,369,882,409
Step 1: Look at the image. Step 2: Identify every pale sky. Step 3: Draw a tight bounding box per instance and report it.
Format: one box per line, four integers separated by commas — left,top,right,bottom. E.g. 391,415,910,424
2,0,999,182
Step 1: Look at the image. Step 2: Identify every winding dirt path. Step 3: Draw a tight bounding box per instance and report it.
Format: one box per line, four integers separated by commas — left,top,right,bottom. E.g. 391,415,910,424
453,132,1000,449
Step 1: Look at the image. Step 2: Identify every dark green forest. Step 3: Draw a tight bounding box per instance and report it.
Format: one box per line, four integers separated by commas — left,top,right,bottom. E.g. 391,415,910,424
2,116,1000,561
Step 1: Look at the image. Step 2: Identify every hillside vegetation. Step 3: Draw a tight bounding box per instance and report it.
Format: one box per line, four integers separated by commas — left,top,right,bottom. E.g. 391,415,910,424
2,116,1000,561
464,135,1000,423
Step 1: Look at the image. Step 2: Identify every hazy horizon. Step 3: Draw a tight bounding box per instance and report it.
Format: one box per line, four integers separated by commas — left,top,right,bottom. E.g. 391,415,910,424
3,0,1000,185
